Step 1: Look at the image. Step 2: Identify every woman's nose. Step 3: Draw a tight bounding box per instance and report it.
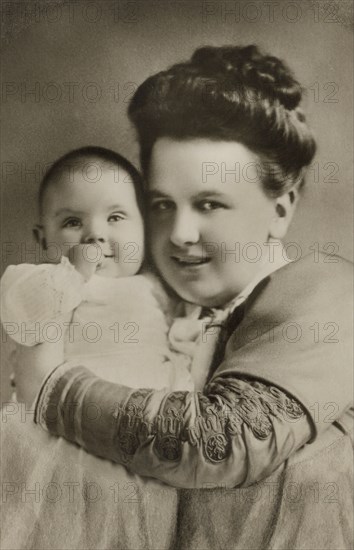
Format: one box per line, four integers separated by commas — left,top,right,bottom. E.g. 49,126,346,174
169,211,200,247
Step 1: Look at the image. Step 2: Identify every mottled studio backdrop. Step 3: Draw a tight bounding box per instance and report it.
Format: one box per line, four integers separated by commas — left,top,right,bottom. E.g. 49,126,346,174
1,0,353,400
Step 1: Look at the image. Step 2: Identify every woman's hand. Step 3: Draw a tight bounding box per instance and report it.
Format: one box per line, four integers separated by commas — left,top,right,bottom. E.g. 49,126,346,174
14,339,65,407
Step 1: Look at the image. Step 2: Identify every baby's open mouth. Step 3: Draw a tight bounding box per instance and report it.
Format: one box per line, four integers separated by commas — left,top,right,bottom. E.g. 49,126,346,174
97,254,114,269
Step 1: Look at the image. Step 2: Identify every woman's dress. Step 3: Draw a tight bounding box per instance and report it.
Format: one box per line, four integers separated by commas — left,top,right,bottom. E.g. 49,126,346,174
2,254,353,549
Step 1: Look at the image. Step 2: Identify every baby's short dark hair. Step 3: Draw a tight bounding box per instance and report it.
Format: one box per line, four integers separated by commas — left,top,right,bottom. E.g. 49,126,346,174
39,146,144,216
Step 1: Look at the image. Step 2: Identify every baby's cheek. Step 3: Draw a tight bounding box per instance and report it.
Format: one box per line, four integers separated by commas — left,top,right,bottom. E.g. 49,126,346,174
117,257,142,277
121,240,144,271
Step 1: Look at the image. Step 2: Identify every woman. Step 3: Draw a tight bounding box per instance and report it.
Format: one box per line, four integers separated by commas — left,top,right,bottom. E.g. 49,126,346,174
5,45,354,548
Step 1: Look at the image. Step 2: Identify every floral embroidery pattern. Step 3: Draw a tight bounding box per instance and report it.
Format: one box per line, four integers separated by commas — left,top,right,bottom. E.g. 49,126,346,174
205,433,231,462
155,435,181,461
112,379,305,464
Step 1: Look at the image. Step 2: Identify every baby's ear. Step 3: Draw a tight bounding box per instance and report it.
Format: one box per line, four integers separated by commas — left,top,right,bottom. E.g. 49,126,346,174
32,225,47,249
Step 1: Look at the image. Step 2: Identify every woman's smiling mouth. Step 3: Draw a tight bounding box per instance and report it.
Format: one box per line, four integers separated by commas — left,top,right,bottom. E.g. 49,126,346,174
171,255,211,267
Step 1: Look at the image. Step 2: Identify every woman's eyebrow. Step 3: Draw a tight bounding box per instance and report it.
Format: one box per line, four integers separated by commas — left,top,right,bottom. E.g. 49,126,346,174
146,190,171,199
192,190,228,200
54,208,84,217
107,204,127,211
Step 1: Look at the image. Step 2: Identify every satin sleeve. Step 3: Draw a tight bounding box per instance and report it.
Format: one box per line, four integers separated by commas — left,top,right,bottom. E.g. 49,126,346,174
34,362,311,489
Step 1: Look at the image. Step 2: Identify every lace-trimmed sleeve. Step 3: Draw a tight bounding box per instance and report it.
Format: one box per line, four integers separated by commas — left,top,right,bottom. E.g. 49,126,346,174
0,259,85,346
35,364,310,488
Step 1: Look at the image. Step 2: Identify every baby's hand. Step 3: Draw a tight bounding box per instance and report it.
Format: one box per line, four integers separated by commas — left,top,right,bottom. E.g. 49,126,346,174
68,243,103,281
14,339,65,407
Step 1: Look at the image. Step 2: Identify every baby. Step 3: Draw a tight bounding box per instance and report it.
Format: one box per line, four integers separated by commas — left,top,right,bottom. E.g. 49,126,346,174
1,146,194,399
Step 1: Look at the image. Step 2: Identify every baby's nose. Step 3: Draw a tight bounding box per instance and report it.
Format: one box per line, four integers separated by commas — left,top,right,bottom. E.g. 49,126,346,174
84,236,105,244
83,223,107,244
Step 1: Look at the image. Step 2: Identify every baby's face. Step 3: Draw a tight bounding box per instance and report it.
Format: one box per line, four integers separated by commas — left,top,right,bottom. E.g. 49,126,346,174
40,163,144,277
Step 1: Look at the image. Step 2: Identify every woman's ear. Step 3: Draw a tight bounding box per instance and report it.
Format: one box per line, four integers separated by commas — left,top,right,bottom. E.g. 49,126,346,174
269,188,299,239
32,225,47,249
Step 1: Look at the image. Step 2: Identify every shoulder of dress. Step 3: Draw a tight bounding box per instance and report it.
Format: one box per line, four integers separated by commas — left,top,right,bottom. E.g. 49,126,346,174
1,259,81,280
1,263,39,276
275,251,352,284
267,252,352,306
1,263,46,294
222,252,352,349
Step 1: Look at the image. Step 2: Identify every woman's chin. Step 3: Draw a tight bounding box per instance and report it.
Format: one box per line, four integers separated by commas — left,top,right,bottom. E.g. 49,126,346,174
158,264,236,307
170,283,221,308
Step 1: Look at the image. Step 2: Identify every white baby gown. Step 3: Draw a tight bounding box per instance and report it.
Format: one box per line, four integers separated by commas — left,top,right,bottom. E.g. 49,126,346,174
0,260,193,549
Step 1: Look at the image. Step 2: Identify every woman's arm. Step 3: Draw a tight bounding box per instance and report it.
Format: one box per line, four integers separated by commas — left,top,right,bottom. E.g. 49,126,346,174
34,362,310,489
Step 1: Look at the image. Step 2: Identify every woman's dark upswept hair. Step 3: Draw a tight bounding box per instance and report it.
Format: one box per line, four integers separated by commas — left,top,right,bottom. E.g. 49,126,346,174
128,45,316,197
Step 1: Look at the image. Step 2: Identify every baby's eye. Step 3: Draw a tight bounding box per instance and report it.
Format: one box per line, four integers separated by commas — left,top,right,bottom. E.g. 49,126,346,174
150,200,175,213
62,218,82,229
197,200,226,212
108,212,126,222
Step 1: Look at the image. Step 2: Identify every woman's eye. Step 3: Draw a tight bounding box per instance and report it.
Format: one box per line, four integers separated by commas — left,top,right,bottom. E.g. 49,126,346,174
198,200,225,212
62,218,81,229
150,200,175,213
108,212,126,222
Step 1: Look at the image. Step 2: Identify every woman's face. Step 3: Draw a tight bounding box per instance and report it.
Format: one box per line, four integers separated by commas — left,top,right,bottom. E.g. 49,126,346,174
148,138,280,307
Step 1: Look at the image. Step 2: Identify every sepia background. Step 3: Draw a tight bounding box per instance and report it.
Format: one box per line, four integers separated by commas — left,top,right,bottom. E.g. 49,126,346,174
1,0,353,401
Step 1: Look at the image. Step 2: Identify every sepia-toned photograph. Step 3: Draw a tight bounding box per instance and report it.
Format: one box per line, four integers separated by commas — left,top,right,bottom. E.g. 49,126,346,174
1,1,353,548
